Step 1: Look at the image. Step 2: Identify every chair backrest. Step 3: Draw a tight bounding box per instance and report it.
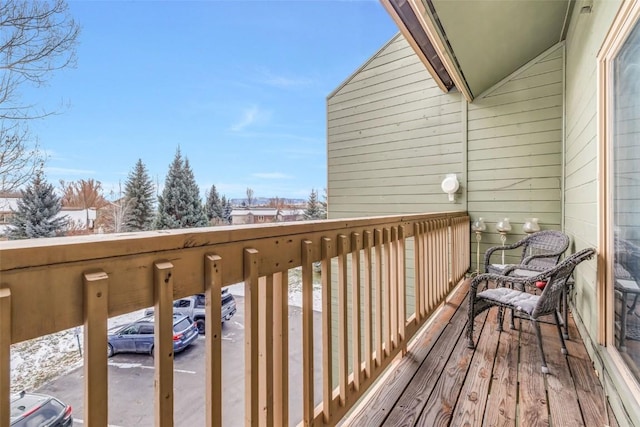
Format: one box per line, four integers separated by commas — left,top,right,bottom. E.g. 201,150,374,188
532,247,596,318
521,230,570,269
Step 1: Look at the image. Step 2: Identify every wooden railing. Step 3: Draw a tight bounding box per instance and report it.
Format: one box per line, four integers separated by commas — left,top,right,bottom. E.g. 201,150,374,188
0,211,469,427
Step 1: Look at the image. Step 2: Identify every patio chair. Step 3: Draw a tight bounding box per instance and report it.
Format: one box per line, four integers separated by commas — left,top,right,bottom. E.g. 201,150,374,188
467,247,596,374
484,230,570,275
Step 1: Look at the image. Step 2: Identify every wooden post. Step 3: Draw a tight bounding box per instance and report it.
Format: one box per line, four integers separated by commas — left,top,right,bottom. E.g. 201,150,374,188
351,232,362,391
374,229,383,367
273,271,289,427
154,260,174,427
244,249,259,426
302,240,314,425
83,270,109,426
363,231,373,379
321,237,333,423
259,275,274,427
204,255,222,427
0,288,11,427
337,234,348,406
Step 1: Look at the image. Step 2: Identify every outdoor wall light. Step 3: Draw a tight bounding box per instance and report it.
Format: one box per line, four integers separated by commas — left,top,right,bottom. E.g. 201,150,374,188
441,174,459,202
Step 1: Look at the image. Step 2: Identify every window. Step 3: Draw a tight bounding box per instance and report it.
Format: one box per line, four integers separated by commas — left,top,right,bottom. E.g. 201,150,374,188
600,0,640,384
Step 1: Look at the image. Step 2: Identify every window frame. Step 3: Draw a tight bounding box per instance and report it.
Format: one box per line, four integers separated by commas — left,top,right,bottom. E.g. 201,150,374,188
598,0,640,384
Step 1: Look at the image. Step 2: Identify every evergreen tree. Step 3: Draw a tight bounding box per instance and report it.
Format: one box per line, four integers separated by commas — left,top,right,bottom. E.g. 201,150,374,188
7,169,68,239
204,184,224,224
155,148,208,229
221,195,233,224
123,159,155,231
304,188,325,220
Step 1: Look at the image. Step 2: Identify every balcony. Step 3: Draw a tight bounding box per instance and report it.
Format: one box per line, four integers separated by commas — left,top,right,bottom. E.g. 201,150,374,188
0,211,609,426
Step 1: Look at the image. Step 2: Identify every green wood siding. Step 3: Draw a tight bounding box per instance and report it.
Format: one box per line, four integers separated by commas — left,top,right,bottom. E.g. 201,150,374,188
327,34,464,218
565,1,639,425
466,45,564,268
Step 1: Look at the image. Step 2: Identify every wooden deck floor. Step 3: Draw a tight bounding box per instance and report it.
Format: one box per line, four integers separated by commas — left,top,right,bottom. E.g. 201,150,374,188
343,279,619,427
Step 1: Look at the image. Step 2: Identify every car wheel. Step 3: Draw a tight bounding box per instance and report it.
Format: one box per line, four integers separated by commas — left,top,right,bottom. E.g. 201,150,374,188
107,344,114,358
149,345,154,357
195,319,205,334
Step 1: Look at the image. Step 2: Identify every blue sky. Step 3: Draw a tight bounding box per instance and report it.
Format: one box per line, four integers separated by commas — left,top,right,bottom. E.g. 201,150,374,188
23,0,398,201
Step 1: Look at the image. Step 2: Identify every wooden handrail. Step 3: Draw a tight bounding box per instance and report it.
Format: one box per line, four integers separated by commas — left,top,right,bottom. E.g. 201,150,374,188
0,211,469,427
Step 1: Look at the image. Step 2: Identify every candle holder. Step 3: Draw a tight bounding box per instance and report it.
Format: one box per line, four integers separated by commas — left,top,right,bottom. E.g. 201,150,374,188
496,218,512,264
471,218,486,275
523,218,540,256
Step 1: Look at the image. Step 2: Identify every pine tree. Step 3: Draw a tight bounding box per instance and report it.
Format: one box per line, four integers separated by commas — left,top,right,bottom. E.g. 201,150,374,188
155,148,208,229
204,184,224,224
221,195,233,224
7,170,68,239
304,188,325,220
123,159,155,231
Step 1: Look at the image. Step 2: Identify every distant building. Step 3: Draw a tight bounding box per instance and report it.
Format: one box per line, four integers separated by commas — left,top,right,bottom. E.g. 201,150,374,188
230,207,304,225
0,193,97,236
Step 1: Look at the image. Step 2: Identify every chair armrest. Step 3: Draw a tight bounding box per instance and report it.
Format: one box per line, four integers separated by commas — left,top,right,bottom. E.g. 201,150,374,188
521,252,564,266
483,237,529,272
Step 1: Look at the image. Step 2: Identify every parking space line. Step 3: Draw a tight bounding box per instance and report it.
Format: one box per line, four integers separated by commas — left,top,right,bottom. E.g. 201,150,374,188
75,419,123,427
108,360,196,374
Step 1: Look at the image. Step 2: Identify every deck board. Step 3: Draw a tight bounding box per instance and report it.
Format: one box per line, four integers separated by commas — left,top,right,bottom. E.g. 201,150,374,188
341,279,617,427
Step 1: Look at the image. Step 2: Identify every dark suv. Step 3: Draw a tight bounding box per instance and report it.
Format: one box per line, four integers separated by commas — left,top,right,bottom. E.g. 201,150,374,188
107,312,198,357
10,391,73,426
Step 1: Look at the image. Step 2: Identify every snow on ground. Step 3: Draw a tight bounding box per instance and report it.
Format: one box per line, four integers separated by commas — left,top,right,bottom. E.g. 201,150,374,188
11,267,322,393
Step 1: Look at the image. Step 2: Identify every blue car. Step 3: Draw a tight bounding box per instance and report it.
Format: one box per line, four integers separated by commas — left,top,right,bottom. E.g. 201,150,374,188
107,313,198,357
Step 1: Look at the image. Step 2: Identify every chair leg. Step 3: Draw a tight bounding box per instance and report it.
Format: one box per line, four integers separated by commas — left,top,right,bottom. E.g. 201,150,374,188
467,304,476,349
497,307,504,331
509,308,516,330
553,311,568,356
532,320,549,374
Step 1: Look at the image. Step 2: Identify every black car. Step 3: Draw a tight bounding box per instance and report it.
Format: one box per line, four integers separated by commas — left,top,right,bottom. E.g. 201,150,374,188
10,391,73,427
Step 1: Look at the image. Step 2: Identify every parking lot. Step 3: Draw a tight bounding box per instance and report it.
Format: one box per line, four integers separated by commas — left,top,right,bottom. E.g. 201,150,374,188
37,296,323,426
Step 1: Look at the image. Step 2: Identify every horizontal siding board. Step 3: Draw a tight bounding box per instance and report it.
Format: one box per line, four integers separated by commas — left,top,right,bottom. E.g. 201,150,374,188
330,62,429,98
467,94,562,120
484,70,563,99
328,95,460,128
467,105,563,131
328,102,461,132
468,165,561,180
468,117,561,141
467,129,562,151
468,141,561,161
468,153,560,170
471,82,563,108
329,132,460,158
329,162,462,180
467,189,562,202
330,142,462,166
467,177,561,191
329,119,460,143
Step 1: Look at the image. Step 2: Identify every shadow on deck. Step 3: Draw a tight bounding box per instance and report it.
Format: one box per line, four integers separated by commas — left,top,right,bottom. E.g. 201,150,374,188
343,279,618,427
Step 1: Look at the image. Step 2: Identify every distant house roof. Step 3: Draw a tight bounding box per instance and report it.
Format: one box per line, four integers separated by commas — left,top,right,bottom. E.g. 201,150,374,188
231,208,304,217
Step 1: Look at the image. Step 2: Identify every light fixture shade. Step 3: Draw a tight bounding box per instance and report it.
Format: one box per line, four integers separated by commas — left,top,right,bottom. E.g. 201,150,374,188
471,217,486,232
496,218,512,233
523,218,541,233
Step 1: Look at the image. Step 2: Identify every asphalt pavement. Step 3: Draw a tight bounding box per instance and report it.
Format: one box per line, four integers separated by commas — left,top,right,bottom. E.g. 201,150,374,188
37,296,323,426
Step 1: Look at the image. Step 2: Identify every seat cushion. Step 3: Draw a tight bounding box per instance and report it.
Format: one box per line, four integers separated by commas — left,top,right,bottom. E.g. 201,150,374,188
477,287,539,315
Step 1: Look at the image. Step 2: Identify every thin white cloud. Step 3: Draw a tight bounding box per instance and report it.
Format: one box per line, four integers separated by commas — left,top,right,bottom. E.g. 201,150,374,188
46,166,96,176
257,67,316,89
252,172,293,180
230,105,269,132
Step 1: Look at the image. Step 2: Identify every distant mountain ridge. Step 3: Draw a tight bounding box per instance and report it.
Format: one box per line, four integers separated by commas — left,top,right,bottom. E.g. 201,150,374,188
229,197,306,206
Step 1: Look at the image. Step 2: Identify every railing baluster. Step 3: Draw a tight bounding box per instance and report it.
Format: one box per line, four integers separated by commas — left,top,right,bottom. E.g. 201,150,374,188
154,260,174,427
398,226,406,348
244,248,260,426
383,228,391,357
413,222,422,323
337,234,349,406
321,237,333,423
390,227,398,350
259,275,274,427
204,254,222,427
83,270,109,426
363,231,373,379
301,240,314,426
374,229,383,367
351,232,362,391
273,270,289,427
0,288,11,427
